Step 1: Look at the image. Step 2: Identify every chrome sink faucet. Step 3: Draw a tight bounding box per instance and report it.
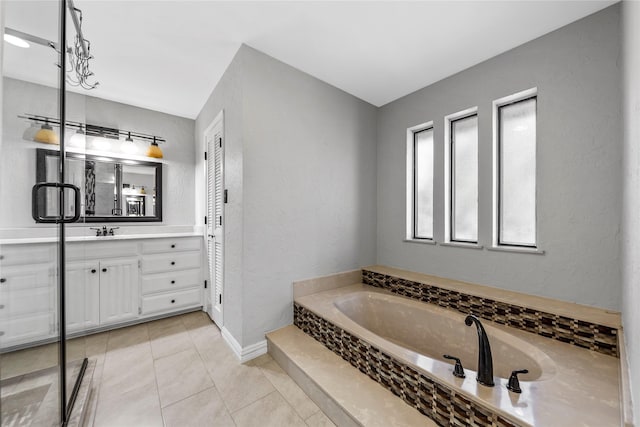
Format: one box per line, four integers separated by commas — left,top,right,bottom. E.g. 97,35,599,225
465,314,494,387
89,226,119,237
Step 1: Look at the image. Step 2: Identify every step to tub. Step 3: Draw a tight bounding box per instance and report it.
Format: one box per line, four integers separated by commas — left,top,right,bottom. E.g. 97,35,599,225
266,325,435,427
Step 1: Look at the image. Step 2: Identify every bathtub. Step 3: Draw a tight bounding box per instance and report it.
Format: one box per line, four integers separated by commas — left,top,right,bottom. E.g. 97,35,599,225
334,291,556,382
294,283,621,427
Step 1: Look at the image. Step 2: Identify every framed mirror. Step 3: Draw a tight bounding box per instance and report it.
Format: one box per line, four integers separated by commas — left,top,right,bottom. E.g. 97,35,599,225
36,148,163,222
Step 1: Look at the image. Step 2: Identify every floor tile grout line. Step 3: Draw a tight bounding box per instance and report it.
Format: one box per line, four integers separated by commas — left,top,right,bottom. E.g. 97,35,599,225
230,388,309,425
258,362,321,422
159,384,217,411
160,313,237,426
229,389,280,417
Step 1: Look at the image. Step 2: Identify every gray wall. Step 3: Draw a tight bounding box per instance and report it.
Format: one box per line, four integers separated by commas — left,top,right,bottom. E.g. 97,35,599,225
196,45,378,347
621,0,640,423
195,49,245,344
241,46,377,345
1,78,196,229
376,5,622,310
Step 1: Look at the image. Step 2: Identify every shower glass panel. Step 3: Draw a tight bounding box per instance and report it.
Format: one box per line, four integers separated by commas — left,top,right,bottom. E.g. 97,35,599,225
1,1,90,425
1,1,64,425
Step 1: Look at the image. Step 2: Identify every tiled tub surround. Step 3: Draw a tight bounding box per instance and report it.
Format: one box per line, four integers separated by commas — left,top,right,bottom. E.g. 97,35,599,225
294,284,621,427
363,266,620,358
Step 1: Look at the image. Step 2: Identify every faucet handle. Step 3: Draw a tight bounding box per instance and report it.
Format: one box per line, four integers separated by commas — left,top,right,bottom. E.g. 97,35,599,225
89,227,102,237
506,369,528,394
108,227,119,236
443,355,466,378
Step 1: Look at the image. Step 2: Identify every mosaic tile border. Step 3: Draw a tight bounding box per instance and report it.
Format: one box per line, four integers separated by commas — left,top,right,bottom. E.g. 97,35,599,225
362,269,618,358
294,303,520,427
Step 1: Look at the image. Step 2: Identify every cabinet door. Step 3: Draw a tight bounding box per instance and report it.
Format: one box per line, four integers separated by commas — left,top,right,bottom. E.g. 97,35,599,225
65,261,100,333
99,258,139,325
0,263,56,347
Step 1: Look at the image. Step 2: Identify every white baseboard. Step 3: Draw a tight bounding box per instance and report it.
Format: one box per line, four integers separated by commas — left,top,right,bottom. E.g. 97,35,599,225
221,327,268,363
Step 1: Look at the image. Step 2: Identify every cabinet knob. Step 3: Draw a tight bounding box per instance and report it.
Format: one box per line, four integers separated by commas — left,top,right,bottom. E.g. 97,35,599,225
171,261,175,266
171,299,176,304
171,280,176,284
171,244,176,249
0,278,6,283
91,269,97,274
102,268,107,273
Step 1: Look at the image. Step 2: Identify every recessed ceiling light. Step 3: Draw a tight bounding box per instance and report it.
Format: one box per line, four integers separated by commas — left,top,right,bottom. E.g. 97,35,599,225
4,33,30,49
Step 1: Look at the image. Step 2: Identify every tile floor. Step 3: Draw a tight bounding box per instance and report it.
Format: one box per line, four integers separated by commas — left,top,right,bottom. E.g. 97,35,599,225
1,312,336,426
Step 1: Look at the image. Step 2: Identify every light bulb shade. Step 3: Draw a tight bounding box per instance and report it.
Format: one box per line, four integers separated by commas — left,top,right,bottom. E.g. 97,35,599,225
146,141,163,159
90,137,112,151
34,125,59,145
22,123,40,141
4,34,29,49
120,139,139,155
68,131,86,148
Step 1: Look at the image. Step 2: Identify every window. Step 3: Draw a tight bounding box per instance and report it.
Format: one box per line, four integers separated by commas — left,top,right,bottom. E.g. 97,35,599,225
496,94,537,247
448,113,478,243
408,125,434,240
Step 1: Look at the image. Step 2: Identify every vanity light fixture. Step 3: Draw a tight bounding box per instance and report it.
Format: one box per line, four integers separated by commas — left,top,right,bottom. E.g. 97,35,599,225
146,137,164,159
68,125,86,148
120,132,139,155
34,120,59,145
20,114,166,157
22,122,40,141
3,33,29,49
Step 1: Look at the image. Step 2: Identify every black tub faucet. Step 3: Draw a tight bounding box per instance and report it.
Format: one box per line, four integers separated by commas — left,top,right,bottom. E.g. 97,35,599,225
465,314,494,387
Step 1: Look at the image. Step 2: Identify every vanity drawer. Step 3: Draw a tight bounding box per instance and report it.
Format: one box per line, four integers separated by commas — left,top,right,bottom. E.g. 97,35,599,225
0,264,55,291
0,244,55,266
141,237,201,254
141,269,201,295
0,312,54,348
67,241,138,261
141,252,201,274
0,285,56,319
141,288,201,315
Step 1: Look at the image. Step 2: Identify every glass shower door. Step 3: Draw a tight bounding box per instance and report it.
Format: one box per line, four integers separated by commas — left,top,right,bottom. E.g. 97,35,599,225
1,1,65,425
0,1,90,425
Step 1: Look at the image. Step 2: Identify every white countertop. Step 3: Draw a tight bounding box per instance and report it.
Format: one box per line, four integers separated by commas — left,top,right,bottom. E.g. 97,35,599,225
0,226,205,245
0,232,203,245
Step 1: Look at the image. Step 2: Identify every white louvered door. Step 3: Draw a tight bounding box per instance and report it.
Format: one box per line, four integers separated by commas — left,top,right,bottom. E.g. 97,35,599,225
206,113,224,327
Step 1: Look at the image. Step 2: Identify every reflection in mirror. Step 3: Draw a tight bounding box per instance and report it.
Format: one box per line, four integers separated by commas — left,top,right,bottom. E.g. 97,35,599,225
36,149,162,222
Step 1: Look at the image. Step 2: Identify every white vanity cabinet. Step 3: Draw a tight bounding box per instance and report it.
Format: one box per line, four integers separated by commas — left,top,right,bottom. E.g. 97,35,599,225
99,258,140,324
66,257,139,332
66,261,100,333
0,234,204,350
140,237,203,316
0,244,57,347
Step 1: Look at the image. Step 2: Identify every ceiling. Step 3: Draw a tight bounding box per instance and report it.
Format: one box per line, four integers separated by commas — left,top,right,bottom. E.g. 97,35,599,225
3,0,616,119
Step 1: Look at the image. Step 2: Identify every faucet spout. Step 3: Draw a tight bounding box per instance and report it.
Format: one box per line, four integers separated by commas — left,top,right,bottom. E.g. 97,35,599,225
465,314,494,387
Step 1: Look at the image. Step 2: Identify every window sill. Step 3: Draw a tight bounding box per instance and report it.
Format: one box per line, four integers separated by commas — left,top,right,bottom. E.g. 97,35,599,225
403,239,436,245
487,245,545,255
440,241,483,250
